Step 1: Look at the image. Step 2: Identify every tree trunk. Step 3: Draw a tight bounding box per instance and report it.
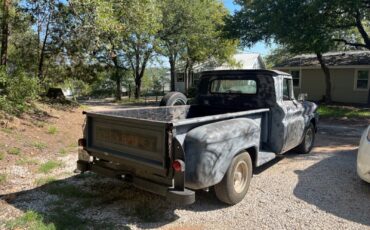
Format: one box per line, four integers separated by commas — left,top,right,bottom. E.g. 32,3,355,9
355,10,370,50
38,19,51,81
134,78,141,99
169,57,176,91
185,60,193,95
111,51,122,101
1,0,9,66
367,89,370,106
115,75,122,101
316,53,332,103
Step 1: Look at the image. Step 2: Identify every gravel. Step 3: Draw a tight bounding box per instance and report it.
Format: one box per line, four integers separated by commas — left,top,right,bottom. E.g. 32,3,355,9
1,121,370,230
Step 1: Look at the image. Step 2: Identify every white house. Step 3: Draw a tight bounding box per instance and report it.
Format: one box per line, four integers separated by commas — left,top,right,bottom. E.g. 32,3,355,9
174,53,266,93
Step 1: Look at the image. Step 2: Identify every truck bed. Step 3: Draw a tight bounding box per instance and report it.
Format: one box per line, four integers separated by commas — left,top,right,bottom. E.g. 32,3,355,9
83,105,269,177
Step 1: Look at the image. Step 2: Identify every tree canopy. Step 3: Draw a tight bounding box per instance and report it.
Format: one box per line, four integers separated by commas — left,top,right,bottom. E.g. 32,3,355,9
0,0,238,103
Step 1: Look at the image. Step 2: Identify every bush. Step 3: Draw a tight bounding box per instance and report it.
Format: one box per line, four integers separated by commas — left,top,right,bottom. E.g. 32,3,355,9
0,69,40,115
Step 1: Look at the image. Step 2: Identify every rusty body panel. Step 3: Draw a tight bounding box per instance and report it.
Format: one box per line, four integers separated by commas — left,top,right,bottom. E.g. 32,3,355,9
77,69,318,205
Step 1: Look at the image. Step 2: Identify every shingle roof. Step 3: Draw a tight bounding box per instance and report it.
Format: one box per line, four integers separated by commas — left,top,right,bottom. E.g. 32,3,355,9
274,51,370,68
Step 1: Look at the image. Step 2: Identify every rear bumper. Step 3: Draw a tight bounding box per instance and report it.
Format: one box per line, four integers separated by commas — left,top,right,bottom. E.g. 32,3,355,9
76,160,195,205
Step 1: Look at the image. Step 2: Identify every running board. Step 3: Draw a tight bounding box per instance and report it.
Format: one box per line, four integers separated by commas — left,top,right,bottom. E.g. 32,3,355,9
256,150,276,167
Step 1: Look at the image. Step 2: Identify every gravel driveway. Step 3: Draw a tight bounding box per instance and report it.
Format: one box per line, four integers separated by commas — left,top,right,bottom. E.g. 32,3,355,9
1,118,369,230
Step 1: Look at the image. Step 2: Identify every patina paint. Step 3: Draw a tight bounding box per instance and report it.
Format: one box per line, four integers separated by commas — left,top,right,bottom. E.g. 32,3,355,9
184,118,260,190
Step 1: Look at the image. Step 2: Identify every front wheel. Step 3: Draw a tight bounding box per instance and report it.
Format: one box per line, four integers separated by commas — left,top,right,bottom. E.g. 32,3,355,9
295,123,315,154
214,152,252,205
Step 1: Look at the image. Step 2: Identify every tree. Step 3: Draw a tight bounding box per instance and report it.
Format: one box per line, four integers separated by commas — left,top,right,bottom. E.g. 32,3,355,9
228,0,370,103
328,0,370,50
0,0,10,66
158,0,192,91
159,0,238,93
81,0,161,99
22,0,67,81
180,0,237,93
227,0,340,102
66,0,129,100
120,0,161,98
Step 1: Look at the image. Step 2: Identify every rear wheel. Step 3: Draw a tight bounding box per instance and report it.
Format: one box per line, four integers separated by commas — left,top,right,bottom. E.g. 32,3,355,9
159,92,187,106
214,152,252,205
296,123,315,154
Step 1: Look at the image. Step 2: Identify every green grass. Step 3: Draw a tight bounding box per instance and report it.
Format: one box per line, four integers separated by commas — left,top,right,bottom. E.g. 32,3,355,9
34,176,57,186
318,105,370,119
68,142,78,148
59,148,67,155
6,211,55,230
47,126,58,135
16,157,38,166
79,105,90,110
0,173,7,184
38,161,63,174
1,127,13,134
32,141,47,150
0,152,4,160
47,207,87,229
7,147,21,155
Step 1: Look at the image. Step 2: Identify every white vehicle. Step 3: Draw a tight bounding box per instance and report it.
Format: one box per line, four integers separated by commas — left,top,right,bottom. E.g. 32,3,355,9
357,125,370,183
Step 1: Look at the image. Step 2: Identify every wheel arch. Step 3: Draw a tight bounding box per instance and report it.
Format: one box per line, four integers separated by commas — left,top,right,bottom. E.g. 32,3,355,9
240,146,257,169
310,118,317,132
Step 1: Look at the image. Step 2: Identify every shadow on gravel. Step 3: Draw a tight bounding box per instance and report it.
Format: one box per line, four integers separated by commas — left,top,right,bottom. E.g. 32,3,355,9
0,173,228,229
293,149,370,226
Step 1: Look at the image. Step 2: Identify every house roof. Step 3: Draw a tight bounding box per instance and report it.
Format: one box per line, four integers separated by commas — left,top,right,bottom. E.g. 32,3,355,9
275,50,370,68
191,53,266,72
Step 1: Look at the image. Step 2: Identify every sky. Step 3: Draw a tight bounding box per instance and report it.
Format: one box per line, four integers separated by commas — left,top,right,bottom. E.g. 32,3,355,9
222,0,275,56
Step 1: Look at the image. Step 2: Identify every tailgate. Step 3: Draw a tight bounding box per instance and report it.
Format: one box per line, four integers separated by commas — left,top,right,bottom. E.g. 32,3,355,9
85,114,171,171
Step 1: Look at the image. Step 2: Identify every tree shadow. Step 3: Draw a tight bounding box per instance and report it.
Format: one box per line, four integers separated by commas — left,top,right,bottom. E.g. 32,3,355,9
293,148,370,226
0,173,229,229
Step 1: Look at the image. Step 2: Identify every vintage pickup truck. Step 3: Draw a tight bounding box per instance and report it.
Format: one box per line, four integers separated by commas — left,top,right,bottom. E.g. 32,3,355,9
76,70,318,205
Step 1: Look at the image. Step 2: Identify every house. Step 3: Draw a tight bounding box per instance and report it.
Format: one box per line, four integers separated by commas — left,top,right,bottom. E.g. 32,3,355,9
275,51,370,104
174,53,266,93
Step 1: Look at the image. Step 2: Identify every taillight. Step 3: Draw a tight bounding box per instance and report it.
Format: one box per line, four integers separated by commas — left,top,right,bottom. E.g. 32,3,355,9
172,159,185,172
78,138,86,147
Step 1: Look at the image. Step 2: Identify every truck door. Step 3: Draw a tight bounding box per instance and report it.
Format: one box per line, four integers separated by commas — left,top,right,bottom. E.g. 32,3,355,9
281,77,305,151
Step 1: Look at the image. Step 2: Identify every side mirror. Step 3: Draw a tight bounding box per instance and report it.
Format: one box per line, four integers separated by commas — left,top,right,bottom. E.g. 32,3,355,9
298,93,308,101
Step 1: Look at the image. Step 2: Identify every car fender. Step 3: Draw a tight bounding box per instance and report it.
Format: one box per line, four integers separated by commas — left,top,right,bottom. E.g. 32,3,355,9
183,118,260,190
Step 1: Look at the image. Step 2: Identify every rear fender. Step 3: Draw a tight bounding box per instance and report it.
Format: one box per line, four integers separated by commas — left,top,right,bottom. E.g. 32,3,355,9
184,118,260,190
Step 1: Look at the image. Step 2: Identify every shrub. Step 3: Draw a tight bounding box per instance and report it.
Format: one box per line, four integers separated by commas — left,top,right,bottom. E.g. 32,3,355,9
0,68,40,115
7,147,21,155
47,126,58,134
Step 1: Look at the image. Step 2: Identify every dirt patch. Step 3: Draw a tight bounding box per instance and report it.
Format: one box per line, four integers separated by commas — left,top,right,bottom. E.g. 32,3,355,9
0,103,84,196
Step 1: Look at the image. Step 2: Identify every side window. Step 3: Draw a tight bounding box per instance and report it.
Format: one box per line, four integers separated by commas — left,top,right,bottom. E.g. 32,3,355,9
355,70,369,90
291,70,300,88
177,73,184,82
283,78,293,100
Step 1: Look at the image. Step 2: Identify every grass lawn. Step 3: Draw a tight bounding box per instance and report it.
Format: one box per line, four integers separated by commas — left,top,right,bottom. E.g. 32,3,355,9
318,105,370,119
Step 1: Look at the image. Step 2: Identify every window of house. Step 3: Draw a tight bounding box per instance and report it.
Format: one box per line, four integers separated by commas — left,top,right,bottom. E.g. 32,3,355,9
355,70,369,90
210,79,257,94
291,70,300,88
176,73,184,82
283,78,293,100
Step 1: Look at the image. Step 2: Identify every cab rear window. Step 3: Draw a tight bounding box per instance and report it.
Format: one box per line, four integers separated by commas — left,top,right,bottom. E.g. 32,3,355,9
210,79,257,94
